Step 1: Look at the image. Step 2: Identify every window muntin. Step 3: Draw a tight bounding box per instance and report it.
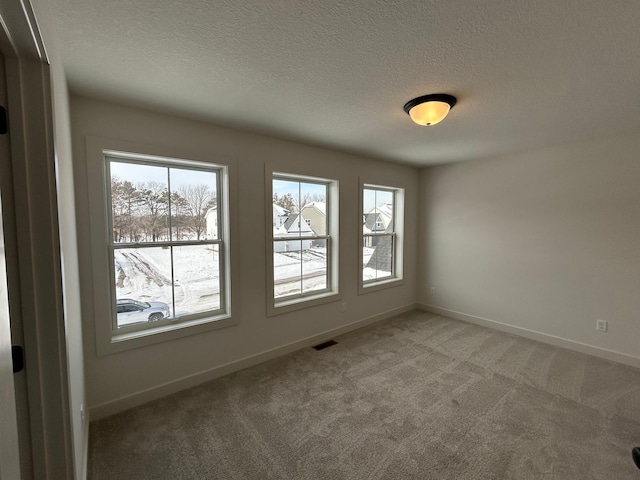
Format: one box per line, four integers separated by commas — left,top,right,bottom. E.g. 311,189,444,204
271,175,333,304
106,153,227,334
362,186,397,284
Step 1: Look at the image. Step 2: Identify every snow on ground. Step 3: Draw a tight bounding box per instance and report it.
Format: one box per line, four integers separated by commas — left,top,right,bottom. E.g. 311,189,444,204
115,245,220,326
273,247,327,298
114,245,390,327
362,246,391,281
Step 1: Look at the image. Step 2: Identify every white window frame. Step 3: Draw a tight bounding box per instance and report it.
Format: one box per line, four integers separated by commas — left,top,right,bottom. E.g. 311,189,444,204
86,136,237,355
266,166,340,316
359,181,405,294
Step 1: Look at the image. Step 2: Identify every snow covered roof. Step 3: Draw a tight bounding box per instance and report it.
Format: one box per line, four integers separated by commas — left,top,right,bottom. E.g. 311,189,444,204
273,204,290,216
274,213,314,237
205,206,217,216
302,201,326,215
364,204,394,232
367,203,393,217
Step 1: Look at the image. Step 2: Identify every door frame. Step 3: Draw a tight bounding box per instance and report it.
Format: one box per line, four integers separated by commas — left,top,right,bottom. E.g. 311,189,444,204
0,47,21,480
0,1,75,479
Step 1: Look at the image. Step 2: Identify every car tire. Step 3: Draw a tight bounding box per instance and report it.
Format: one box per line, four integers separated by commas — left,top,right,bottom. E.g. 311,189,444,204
149,313,164,322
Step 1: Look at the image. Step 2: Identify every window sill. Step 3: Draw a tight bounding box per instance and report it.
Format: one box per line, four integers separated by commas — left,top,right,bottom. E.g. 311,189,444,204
358,277,404,295
268,290,340,317
97,313,236,356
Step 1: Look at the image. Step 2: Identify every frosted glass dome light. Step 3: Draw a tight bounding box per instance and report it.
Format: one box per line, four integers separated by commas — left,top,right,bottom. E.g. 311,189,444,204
403,94,457,126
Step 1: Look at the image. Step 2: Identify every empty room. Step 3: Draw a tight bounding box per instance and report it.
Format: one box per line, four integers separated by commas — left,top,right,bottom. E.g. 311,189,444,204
1,1,639,479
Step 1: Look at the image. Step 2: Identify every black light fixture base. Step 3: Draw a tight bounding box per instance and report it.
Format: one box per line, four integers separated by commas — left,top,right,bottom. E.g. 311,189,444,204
403,93,457,115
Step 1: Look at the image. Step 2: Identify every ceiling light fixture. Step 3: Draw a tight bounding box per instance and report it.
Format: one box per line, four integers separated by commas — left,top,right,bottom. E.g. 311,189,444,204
403,93,457,126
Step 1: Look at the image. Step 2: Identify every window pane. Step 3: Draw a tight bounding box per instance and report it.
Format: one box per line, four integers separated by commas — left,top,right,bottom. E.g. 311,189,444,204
273,178,327,238
170,168,217,241
273,178,298,213
114,247,173,328
110,162,169,243
363,188,375,235
172,244,221,316
363,188,394,235
273,179,300,237
375,190,394,229
363,235,394,281
300,182,326,238
285,213,308,238
274,240,303,298
302,238,327,293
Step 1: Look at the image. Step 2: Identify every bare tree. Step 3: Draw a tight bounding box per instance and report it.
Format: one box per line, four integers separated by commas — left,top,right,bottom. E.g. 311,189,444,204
179,184,216,240
299,192,325,210
139,181,169,241
170,191,190,240
273,192,296,212
110,178,218,242
111,177,142,242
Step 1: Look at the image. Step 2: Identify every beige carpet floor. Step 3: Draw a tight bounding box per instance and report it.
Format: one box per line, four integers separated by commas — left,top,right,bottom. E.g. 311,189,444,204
88,310,640,479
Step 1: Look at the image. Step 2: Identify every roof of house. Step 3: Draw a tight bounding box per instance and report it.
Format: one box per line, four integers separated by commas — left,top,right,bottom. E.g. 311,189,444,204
302,202,326,215
364,204,394,232
282,213,313,232
273,204,290,217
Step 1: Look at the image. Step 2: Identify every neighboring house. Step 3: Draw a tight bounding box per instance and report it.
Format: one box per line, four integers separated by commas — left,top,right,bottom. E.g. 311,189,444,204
363,203,394,274
274,213,314,252
363,203,393,247
365,235,393,275
273,203,290,228
300,202,326,236
205,206,218,239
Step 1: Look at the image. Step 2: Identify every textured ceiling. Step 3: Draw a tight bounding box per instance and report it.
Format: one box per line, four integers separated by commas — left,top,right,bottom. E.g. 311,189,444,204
51,0,640,166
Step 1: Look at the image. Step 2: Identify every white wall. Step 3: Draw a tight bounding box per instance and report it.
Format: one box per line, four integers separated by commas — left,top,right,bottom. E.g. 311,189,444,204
30,1,88,477
419,133,640,366
50,57,88,480
71,96,419,417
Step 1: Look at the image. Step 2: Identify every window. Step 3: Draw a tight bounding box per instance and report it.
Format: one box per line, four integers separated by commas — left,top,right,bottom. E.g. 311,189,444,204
267,171,339,314
361,184,404,291
83,136,238,356
106,152,230,337
86,136,236,355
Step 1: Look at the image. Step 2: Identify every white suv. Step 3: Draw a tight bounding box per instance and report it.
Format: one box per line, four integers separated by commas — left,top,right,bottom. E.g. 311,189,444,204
116,298,170,327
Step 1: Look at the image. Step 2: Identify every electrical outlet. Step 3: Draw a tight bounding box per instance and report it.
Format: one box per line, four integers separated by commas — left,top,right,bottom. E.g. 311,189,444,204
80,403,85,426
341,302,347,313
429,286,436,295
596,319,608,332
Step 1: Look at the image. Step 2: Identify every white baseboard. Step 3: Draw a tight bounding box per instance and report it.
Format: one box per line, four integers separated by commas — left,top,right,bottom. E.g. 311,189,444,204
90,303,417,421
418,303,640,369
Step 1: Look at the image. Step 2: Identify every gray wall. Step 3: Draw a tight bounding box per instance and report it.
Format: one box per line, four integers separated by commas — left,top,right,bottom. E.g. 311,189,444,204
419,133,640,365
71,96,419,417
